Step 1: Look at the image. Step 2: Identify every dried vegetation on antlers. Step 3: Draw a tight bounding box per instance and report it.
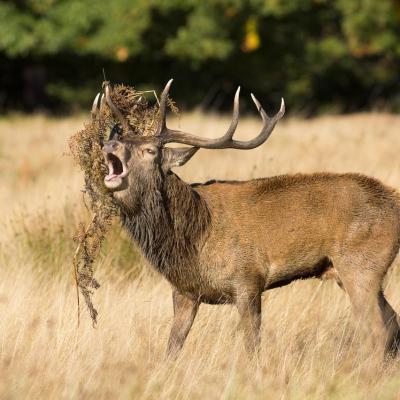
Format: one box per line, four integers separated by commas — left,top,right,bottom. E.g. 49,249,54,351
68,83,177,324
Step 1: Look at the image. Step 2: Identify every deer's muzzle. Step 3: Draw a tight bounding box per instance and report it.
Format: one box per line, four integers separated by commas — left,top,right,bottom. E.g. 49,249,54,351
102,141,129,190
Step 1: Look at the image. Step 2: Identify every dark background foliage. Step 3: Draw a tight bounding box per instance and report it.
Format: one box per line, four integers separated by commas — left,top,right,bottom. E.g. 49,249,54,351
1,0,400,114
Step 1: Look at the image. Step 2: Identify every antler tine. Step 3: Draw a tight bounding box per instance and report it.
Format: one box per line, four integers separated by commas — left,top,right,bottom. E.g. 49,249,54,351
104,82,132,134
237,95,285,149
98,94,105,127
99,93,105,113
251,95,285,123
222,86,240,140
91,93,101,121
158,86,284,150
156,78,173,136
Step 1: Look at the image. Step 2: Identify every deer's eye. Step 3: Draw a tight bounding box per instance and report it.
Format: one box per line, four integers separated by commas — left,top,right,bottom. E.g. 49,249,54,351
145,148,156,155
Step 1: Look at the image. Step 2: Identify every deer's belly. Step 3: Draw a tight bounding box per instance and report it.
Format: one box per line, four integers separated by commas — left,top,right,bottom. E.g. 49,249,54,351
265,256,333,289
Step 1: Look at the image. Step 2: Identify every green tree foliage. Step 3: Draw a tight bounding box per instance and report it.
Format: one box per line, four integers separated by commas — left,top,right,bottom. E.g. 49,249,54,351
0,0,399,112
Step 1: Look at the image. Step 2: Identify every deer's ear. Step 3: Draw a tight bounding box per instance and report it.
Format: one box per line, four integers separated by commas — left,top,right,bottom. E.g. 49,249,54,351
162,147,199,171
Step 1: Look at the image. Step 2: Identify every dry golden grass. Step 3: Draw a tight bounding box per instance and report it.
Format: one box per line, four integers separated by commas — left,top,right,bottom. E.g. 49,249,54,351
2,111,400,399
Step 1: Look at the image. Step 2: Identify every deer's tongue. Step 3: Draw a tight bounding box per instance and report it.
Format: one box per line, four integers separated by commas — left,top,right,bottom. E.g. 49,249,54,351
105,173,119,181
105,160,117,181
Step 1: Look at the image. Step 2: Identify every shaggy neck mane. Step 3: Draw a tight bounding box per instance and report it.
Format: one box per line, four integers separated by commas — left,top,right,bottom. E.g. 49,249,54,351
119,172,211,278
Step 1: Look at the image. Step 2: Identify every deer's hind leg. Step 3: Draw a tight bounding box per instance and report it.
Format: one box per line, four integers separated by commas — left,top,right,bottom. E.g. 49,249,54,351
378,291,400,357
334,253,400,358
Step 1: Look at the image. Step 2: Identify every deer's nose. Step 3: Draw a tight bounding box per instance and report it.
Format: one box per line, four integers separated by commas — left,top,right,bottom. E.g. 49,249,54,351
102,140,119,153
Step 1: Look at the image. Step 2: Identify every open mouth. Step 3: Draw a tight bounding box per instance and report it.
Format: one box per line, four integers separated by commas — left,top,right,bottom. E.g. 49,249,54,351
105,153,128,182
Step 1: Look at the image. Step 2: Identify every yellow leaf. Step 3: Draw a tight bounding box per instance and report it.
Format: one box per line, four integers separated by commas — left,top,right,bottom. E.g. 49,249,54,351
242,31,260,53
116,47,129,62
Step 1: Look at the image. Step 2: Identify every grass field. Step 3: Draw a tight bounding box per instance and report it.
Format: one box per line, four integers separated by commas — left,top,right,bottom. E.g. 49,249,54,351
2,111,400,399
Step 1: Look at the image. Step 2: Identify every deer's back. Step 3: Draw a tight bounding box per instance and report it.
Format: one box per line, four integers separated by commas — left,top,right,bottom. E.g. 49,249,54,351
193,172,400,225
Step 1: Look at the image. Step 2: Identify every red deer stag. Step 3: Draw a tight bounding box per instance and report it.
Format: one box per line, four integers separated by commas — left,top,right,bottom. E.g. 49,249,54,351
92,80,400,358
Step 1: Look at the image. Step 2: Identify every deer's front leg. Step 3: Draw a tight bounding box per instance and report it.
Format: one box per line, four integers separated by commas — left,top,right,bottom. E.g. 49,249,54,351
236,287,262,354
166,290,199,358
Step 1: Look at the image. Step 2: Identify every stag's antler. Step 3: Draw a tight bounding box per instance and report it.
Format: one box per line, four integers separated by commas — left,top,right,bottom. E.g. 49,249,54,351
91,93,101,121
91,83,131,139
156,79,285,150
91,91,107,122
103,82,133,135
